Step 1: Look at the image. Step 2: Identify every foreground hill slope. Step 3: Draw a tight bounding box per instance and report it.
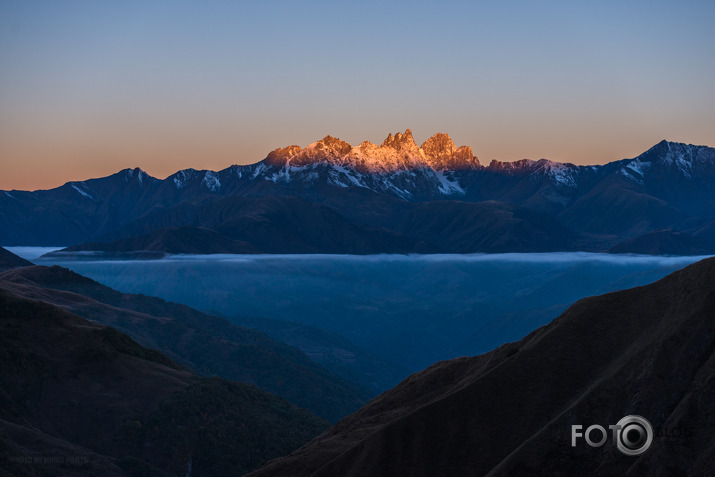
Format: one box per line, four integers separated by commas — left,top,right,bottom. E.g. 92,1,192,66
0,289,328,476
249,257,715,476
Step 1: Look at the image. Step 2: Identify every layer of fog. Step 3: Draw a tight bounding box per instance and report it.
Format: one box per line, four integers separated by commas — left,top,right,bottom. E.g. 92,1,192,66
29,251,711,373
6,246,63,260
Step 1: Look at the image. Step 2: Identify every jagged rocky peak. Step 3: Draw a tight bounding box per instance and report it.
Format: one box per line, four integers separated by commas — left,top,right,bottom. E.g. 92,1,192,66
290,135,354,167
314,135,353,155
264,145,303,166
623,140,715,180
381,128,420,154
421,132,478,169
421,132,456,158
263,129,480,172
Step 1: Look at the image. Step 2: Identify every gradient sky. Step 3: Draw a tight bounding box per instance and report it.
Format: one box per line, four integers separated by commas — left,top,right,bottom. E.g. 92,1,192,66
2,0,714,191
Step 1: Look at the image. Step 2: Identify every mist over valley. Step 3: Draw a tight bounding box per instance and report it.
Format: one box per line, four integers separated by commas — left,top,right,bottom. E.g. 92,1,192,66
24,250,709,376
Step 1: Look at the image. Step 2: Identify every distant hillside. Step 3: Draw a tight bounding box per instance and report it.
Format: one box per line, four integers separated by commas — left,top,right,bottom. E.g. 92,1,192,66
55,195,575,255
609,229,715,255
59,195,423,255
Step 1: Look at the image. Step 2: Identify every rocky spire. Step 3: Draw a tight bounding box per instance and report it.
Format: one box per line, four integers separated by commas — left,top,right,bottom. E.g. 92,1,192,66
381,129,420,153
290,135,353,166
264,129,479,171
264,145,303,167
421,133,456,159
421,133,478,170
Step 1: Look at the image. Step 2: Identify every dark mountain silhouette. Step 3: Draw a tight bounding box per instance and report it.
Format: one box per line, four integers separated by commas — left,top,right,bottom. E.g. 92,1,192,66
3,137,714,254
54,194,577,255
59,195,423,255
64,225,260,255
0,261,367,422
395,200,576,253
248,257,715,476
0,288,328,476
609,229,715,255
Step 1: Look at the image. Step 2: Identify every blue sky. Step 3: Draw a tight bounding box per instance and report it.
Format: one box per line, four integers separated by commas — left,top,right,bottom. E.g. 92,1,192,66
1,0,714,189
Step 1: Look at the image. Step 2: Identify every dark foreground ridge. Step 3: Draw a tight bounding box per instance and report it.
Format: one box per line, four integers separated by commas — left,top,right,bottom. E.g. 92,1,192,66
249,257,715,476
0,288,328,476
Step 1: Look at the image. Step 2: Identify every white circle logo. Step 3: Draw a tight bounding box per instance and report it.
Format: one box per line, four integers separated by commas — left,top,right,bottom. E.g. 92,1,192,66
615,415,653,456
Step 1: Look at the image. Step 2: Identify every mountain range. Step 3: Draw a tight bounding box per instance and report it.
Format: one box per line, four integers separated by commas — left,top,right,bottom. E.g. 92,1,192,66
248,256,715,476
3,132,715,255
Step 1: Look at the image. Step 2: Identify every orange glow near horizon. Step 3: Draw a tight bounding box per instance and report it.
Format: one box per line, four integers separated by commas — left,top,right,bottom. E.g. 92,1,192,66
2,2,713,191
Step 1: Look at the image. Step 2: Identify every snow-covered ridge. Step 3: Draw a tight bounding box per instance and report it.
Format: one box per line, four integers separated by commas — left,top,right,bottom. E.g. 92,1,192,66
619,140,715,182
170,168,224,191
7,138,711,207
202,171,221,191
487,158,582,188
172,169,197,189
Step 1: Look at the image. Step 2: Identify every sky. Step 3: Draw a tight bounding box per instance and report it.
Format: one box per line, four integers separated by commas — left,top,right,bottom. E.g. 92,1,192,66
1,0,714,191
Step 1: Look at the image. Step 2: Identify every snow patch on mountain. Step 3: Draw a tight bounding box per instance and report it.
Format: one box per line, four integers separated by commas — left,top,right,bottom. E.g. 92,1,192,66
533,160,579,188
330,165,368,188
668,152,694,178
267,165,315,184
434,171,465,195
173,169,197,189
251,164,267,179
619,159,652,184
71,184,93,199
124,168,150,185
227,165,244,178
202,171,221,191
626,159,651,177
